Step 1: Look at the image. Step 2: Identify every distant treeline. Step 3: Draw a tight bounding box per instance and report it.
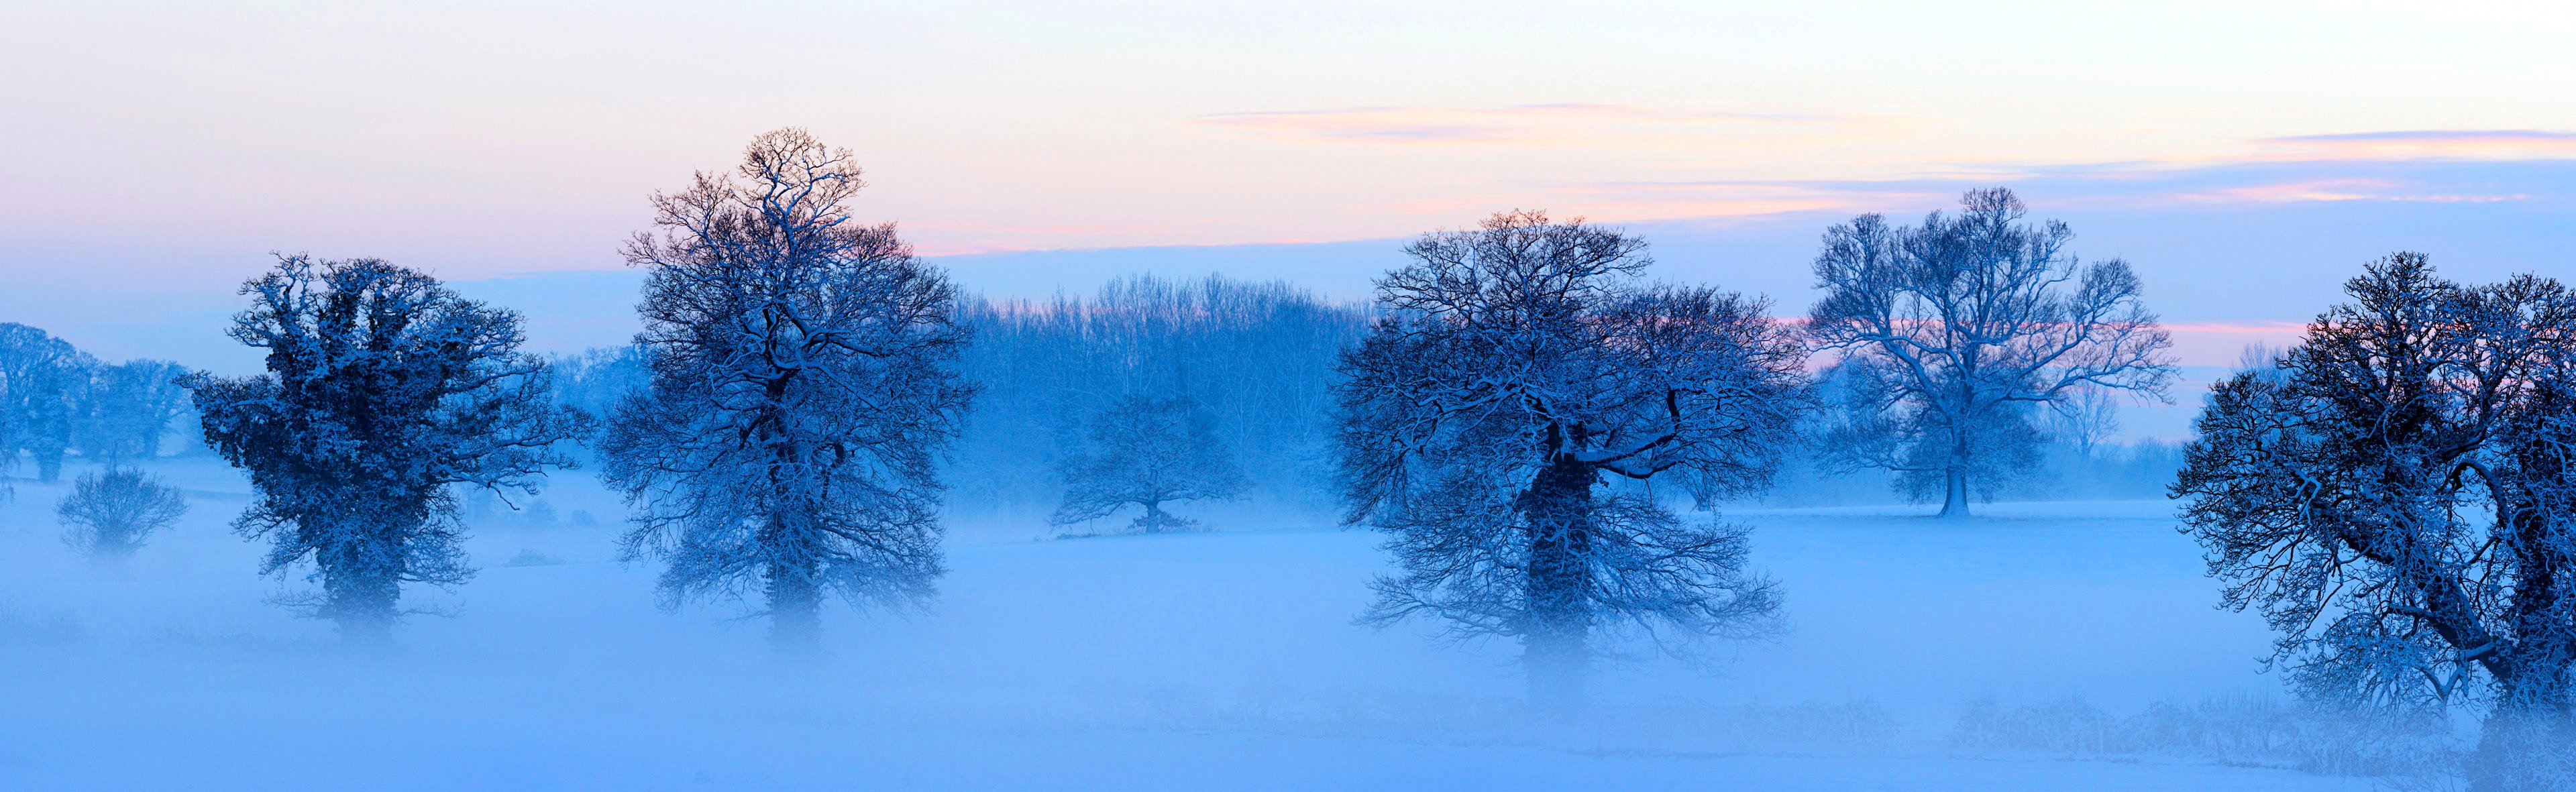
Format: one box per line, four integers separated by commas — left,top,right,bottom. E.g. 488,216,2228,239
0,323,194,480
1759,441,2186,508
0,280,2178,510
538,272,2178,516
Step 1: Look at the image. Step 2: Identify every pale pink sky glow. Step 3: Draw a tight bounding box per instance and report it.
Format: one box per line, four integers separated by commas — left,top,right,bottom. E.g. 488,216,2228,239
1189,104,1877,146
3,0,2573,357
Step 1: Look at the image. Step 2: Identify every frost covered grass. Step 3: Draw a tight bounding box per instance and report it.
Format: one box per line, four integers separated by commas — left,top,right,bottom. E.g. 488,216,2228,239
0,458,2394,791
1948,694,2456,777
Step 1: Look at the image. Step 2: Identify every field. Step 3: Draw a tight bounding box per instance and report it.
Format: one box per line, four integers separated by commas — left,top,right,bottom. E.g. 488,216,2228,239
0,458,2394,791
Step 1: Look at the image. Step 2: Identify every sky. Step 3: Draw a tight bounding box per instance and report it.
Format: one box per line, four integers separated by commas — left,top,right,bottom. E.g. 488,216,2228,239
3,0,2573,379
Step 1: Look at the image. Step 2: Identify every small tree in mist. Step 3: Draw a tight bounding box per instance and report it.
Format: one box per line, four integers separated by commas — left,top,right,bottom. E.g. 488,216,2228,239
57,467,188,563
1334,211,1803,707
2174,255,2576,791
184,255,584,640
600,129,974,653
1807,188,2174,516
949,276,1368,515
1050,396,1249,534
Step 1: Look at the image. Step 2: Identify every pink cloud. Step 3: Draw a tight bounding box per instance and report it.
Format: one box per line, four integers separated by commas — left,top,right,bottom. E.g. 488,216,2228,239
2162,321,2308,367
2166,178,2531,205
2171,178,2392,203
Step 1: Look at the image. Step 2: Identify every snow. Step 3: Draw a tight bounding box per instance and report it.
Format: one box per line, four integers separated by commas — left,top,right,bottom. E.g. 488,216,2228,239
0,457,2371,791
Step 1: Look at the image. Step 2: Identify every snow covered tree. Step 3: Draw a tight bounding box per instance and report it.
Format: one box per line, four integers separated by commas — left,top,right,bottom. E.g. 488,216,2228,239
2173,254,2576,791
1049,395,1249,533
1334,211,1802,705
1807,188,2174,516
0,323,97,482
74,359,192,463
600,129,975,653
57,467,188,563
183,255,584,640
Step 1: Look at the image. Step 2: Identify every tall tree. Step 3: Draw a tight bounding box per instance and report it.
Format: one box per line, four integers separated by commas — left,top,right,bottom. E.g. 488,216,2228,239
0,323,97,482
1049,395,1249,534
1334,211,1801,705
600,129,975,653
184,255,582,640
2174,255,2576,791
1807,188,2174,516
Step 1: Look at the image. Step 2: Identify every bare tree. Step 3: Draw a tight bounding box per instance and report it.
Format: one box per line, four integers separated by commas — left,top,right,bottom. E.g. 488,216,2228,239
600,129,975,653
1334,211,1801,705
1049,395,1249,534
57,467,189,563
1808,188,2174,516
2046,386,2121,459
184,255,584,640
2173,254,2576,791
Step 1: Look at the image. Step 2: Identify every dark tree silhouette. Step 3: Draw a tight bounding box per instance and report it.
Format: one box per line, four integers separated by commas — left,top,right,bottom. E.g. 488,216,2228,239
1050,396,1249,534
184,255,583,640
600,129,975,653
1807,188,2174,516
1334,211,1803,705
2174,254,2576,791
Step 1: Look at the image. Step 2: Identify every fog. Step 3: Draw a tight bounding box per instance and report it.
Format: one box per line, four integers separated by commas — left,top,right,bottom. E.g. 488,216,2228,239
1,453,2394,791
0,263,2452,790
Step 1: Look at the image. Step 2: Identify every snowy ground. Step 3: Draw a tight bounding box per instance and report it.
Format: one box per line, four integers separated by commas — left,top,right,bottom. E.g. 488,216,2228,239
0,458,2386,791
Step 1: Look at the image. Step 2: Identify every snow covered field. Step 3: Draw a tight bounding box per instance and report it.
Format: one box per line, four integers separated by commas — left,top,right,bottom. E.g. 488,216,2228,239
1,458,2383,791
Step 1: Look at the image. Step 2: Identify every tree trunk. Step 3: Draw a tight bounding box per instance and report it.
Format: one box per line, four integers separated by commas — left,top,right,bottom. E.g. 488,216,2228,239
35,448,62,483
763,509,822,655
755,395,822,655
89,536,136,572
1144,500,1165,534
2468,692,2572,792
2467,507,2575,791
1937,434,1971,518
321,547,401,644
766,561,821,655
1938,467,1970,517
1521,455,1594,712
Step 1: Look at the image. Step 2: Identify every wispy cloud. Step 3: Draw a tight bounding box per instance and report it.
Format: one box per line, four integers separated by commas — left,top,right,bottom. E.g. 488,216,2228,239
2161,321,2311,368
2249,130,2576,162
2162,320,2308,334
1691,132,2576,212
2169,179,2532,204
1190,103,1868,146
2169,178,2393,203
1897,130,2576,208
